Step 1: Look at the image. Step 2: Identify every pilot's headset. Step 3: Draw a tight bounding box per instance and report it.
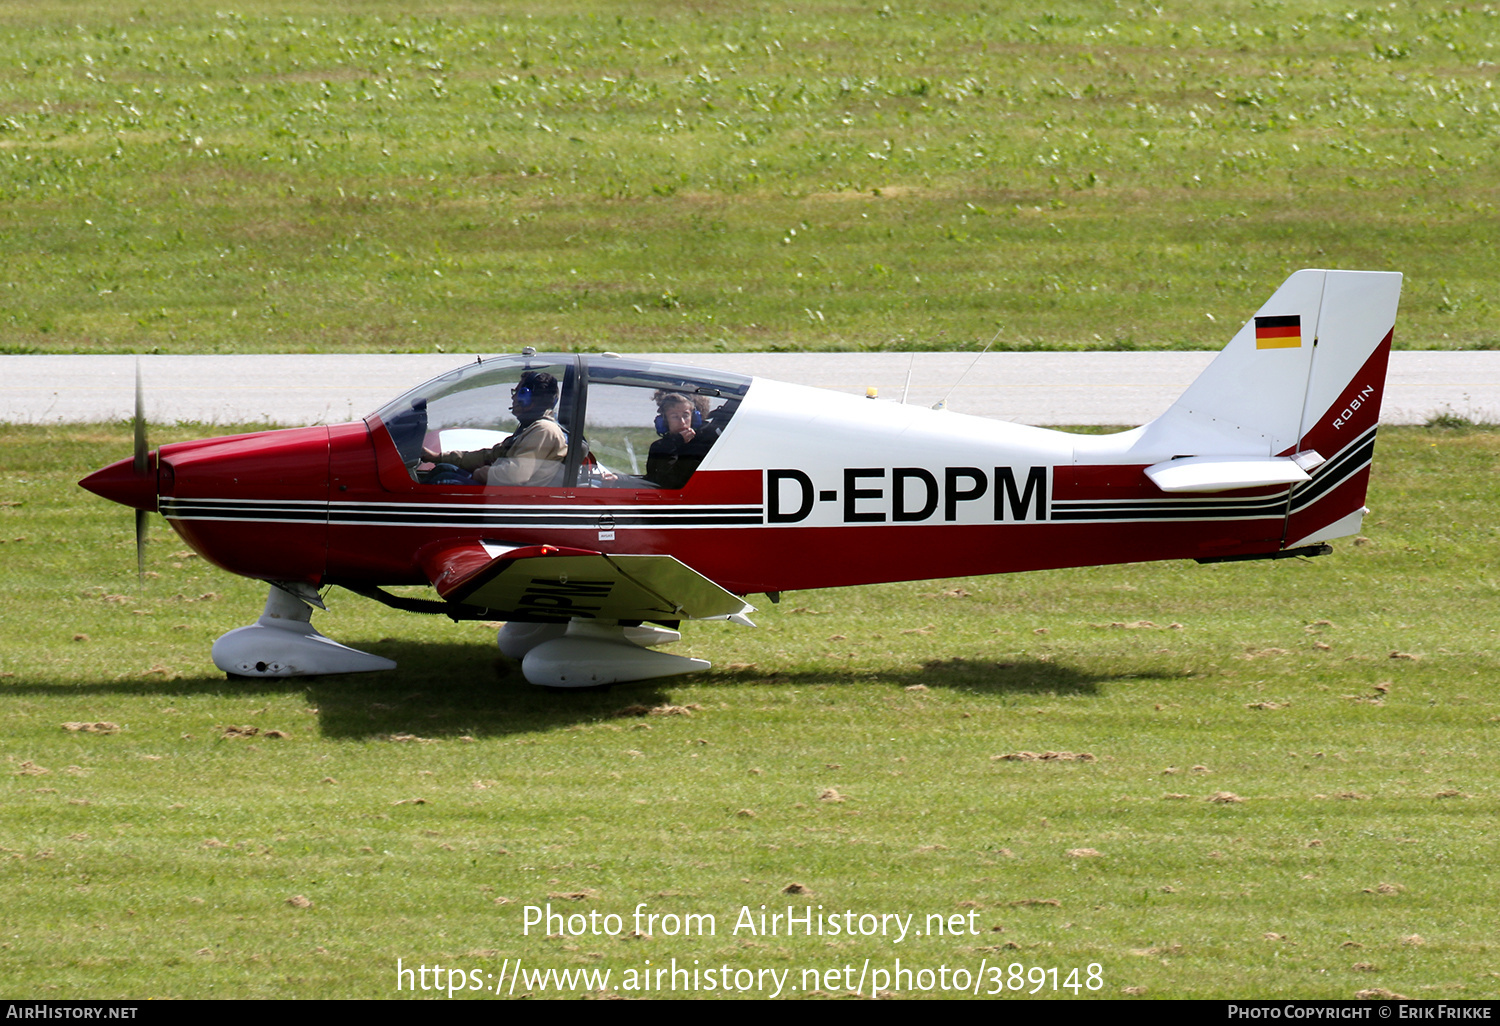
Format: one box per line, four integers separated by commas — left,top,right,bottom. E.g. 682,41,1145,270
513,372,558,412
654,394,703,435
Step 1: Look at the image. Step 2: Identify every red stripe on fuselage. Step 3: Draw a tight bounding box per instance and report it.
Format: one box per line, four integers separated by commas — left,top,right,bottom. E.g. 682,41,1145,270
1058,464,1290,502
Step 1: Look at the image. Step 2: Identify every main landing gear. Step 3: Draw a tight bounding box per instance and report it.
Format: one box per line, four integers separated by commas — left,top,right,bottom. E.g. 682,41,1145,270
497,619,708,688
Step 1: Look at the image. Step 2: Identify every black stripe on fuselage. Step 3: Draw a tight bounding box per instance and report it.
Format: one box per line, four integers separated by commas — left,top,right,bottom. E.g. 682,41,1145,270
1288,429,1376,514
159,497,765,528
1051,427,1378,523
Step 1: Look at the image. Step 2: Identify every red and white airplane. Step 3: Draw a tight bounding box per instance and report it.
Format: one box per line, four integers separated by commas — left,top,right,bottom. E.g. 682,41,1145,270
80,269,1401,687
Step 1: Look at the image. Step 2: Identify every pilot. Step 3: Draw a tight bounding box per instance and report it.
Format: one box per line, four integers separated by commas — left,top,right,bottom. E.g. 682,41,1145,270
645,392,718,490
423,370,568,486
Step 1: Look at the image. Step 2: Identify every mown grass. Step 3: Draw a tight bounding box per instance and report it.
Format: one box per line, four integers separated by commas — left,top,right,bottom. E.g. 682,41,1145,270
0,0,1496,355
2,422,1497,999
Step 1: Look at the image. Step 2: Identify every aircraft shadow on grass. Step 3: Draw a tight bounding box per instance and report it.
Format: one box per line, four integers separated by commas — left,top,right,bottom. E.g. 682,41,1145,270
12,644,1183,741
306,651,1152,739
706,656,1164,697
301,647,1142,739
6,641,667,740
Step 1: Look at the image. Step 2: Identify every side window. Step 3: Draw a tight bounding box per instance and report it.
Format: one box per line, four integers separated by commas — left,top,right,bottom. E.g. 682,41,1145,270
578,383,666,489
581,383,738,490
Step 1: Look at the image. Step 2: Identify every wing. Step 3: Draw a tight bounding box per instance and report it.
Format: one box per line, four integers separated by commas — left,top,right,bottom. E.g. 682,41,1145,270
419,540,755,623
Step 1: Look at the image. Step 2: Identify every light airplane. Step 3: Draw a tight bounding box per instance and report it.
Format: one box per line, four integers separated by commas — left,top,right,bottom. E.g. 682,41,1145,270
80,269,1401,687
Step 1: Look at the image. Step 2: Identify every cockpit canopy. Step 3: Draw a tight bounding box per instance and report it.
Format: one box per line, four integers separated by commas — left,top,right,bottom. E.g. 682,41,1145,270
372,354,751,490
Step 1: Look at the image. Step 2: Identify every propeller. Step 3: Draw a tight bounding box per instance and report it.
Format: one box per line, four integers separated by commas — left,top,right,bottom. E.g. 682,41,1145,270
133,358,149,582
77,359,160,578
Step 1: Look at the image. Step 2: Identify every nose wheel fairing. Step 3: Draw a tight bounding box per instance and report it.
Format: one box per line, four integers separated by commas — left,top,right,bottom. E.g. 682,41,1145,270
212,585,395,678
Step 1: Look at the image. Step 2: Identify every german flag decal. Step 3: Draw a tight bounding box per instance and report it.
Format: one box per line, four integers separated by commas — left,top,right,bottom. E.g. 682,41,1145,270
1254,314,1302,349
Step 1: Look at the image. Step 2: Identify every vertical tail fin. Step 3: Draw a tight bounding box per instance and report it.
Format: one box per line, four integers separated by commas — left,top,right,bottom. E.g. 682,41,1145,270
1137,269,1402,546
1142,269,1401,456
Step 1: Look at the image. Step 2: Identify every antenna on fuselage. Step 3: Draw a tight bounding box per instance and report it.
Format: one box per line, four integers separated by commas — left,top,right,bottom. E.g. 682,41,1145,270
935,325,1004,411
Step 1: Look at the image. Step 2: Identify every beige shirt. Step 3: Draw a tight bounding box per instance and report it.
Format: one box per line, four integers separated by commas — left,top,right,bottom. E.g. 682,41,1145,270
438,412,568,486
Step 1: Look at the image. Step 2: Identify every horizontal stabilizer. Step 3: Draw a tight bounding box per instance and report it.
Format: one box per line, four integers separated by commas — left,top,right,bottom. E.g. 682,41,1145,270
420,540,754,622
1144,452,1324,494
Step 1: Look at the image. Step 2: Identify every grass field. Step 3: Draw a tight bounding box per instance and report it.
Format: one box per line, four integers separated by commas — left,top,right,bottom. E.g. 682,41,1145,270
0,0,1496,355
2,422,1496,999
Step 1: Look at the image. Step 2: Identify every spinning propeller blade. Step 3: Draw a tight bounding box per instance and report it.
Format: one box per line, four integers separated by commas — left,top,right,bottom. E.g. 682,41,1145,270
133,358,148,476
133,359,149,581
135,507,148,583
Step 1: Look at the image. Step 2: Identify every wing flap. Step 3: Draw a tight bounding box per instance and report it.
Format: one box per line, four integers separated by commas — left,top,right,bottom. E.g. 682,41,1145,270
419,540,753,622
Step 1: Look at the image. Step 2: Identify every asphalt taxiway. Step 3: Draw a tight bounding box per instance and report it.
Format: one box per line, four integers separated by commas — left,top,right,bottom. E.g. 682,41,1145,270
2,352,1496,427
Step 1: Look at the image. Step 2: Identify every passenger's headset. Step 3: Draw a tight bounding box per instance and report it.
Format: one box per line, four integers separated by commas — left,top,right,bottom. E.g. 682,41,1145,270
655,408,704,434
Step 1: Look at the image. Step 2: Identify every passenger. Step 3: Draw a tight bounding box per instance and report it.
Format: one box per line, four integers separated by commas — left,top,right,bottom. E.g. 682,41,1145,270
645,392,719,490
423,371,568,486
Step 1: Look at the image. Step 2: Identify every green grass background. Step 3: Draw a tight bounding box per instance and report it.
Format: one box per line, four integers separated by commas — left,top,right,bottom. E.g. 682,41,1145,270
0,0,1495,354
2,423,1497,999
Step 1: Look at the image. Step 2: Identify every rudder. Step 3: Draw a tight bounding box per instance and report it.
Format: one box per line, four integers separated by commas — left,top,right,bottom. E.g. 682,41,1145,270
1282,270,1401,546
